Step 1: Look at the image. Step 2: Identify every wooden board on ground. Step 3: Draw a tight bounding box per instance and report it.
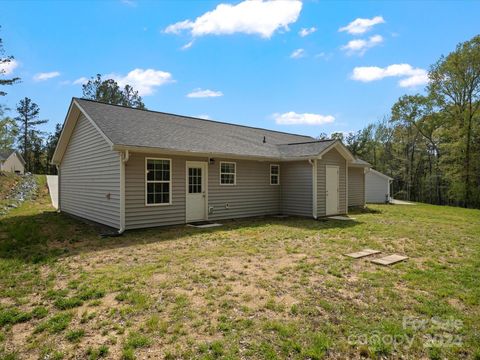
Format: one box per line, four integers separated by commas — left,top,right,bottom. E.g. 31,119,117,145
345,249,381,258
370,254,408,266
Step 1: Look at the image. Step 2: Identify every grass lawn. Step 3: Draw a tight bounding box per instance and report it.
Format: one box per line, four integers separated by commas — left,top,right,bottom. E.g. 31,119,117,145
0,176,479,359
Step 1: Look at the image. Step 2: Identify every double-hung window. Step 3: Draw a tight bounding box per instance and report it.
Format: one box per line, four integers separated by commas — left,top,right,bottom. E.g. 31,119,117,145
220,162,236,185
270,164,280,185
146,158,171,205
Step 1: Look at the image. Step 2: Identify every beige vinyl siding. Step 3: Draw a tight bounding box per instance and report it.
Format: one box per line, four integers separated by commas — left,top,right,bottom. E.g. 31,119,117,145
125,153,198,229
60,114,120,228
348,167,365,207
1,153,24,174
125,154,282,229
317,148,347,217
208,159,281,220
281,161,312,217
366,171,390,203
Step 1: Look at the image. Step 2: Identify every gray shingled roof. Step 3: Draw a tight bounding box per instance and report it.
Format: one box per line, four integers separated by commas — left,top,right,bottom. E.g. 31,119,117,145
351,157,371,166
0,149,15,161
75,98,338,159
0,149,25,165
276,140,336,157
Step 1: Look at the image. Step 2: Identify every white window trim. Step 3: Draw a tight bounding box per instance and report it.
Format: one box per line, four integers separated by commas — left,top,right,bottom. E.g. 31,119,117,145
270,164,280,185
219,161,236,186
145,157,172,206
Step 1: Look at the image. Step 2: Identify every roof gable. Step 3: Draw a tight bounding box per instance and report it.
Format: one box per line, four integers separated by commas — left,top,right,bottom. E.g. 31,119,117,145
51,99,113,165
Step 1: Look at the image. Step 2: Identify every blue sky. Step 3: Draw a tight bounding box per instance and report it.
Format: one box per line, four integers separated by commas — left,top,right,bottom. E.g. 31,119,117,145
1,0,479,137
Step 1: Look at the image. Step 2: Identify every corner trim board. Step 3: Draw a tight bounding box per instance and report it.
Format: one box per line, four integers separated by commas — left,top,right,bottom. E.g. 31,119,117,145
312,159,318,219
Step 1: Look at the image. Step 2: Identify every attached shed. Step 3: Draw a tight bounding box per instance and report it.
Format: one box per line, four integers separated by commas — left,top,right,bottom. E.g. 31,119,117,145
365,169,393,203
347,158,370,208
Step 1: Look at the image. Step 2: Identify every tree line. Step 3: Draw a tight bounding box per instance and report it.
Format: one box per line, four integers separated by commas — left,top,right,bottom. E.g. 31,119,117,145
0,30,145,175
1,28,479,208
327,35,480,208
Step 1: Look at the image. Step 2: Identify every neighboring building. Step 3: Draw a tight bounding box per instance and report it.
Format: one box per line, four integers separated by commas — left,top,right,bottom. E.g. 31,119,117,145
0,150,25,174
366,169,393,203
52,98,370,232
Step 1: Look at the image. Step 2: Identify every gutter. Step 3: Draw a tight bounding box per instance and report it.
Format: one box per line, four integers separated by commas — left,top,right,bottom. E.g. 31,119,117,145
112,144,317,162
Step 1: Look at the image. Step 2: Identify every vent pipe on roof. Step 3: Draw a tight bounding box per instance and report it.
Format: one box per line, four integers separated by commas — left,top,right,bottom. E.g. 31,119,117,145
263,136,266,144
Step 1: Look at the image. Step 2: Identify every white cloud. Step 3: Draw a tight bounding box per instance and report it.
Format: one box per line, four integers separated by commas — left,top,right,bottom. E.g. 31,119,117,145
274,112,335,125
181,40,194,50
33,71,60,81
187,88,223,98
107,68,173,96
290,48,305,59
339,16,385,35
0,59,18,75
351,63,429,88
165,0,302,39
341,34,383,55
73,77,89,85
299,26,316,37
197,114,211,119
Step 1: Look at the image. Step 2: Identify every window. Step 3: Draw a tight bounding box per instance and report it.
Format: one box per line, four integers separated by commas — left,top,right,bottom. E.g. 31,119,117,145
220,162,236,185
146,158,171,205
270,164,280,185
188,167,202,194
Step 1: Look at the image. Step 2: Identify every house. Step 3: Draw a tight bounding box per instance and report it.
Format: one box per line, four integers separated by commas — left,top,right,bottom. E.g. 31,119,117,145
366,169,393,203
0,149,25,174
52,98,370,232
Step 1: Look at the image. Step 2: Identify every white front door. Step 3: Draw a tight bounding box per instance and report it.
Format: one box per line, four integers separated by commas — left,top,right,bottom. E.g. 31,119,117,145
326,165,339,215
186,161,207,222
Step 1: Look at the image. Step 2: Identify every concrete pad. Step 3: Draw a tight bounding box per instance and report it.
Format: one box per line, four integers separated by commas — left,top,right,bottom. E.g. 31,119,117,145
345,249,381,259
187,223,222,229
46,175,58,209
370,254,408,266
327,216,356,221
390,199,416,205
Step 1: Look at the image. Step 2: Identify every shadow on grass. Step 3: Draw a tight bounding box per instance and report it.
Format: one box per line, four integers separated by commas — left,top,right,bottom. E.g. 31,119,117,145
349,206,383,215
0,210,361,264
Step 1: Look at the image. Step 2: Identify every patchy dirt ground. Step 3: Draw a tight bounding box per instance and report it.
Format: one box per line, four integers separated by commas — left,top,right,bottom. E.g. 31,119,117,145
0,177,479,359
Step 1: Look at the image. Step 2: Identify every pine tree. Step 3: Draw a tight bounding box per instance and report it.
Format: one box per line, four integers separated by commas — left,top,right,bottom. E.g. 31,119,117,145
14,97,47,172
0,29,20,97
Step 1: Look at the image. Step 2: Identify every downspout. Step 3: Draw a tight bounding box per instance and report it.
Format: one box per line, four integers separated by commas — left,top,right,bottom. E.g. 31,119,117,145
309,159,318,219
345,160,349,214
56,164,61,212
118,150,129,234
